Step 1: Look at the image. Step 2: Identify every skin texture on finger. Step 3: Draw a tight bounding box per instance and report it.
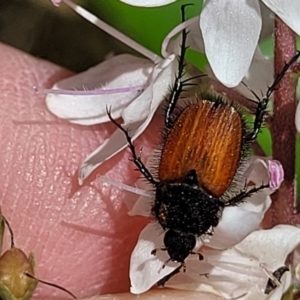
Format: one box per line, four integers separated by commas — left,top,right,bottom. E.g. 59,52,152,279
0,42,164,299
81,289,222,300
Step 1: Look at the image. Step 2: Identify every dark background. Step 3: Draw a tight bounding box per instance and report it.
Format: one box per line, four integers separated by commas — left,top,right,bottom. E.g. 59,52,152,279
0,0,135,72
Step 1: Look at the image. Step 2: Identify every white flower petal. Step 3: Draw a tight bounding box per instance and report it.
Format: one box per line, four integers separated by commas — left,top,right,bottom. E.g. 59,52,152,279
78,55,177,184
205,47,273,100
79,122,141,184
262,0,300,35
51,0,62,6
208,158,273,249
120,0,175,7
130,223,181,294
236,47,274,99
167,250,269,299
296,100,300,132
121,55,176,123
167,225,300,299
46,54,153,125
208,196,271,249
128,195,152,217
161,17,204,57
181,17,206,54
268,277,290,300
259,1,274,40
128,155,156,216
236,225,300,265
245,158,270,183
200,0,262,87
129,157,275,293
244,157,284,191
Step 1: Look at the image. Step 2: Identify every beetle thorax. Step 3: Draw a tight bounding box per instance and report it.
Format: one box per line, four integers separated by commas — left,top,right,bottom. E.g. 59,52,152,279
153,182,224,237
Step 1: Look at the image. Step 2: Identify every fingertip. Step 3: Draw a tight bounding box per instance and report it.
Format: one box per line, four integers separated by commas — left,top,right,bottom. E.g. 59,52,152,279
80,289,220,300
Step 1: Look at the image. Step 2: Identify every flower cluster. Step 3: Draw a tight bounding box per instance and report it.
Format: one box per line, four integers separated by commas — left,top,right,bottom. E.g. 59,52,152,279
121,0,300,88
48,0,300,299
47,0,300,184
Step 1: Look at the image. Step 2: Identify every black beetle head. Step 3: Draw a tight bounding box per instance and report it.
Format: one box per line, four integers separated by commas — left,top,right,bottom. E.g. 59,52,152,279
163,229,196,263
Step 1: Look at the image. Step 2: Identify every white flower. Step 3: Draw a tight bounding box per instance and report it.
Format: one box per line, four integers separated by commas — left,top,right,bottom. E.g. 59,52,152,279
47,0,179,184
120,0,175,6
122,0,300,87
128,158,285,294
46,54,154,125
50,0,62,6
46,0,283,185
162,16,274,98
165,225,299,300
46,54,177,184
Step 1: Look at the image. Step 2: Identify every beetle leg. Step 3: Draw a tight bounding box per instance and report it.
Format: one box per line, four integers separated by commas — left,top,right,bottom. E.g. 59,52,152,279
157,265,182,287
151,247,167,256
245,51,300,142
106,108,158,185
225,183,269,206
190,251,204,261
264,265,289,294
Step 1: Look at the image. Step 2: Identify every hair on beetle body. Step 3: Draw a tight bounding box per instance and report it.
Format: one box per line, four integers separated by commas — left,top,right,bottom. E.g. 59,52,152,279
147,96,257,267
108,6,300,272
156,94,251,193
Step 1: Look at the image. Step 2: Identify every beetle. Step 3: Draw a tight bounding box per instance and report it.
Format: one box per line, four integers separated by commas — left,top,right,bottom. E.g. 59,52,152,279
108,6,300,271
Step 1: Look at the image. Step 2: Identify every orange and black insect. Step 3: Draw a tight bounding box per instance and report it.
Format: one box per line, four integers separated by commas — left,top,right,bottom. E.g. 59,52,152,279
108,6,300,270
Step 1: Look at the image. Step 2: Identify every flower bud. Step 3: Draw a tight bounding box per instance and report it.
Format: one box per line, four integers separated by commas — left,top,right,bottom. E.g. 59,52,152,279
0,248,37,300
